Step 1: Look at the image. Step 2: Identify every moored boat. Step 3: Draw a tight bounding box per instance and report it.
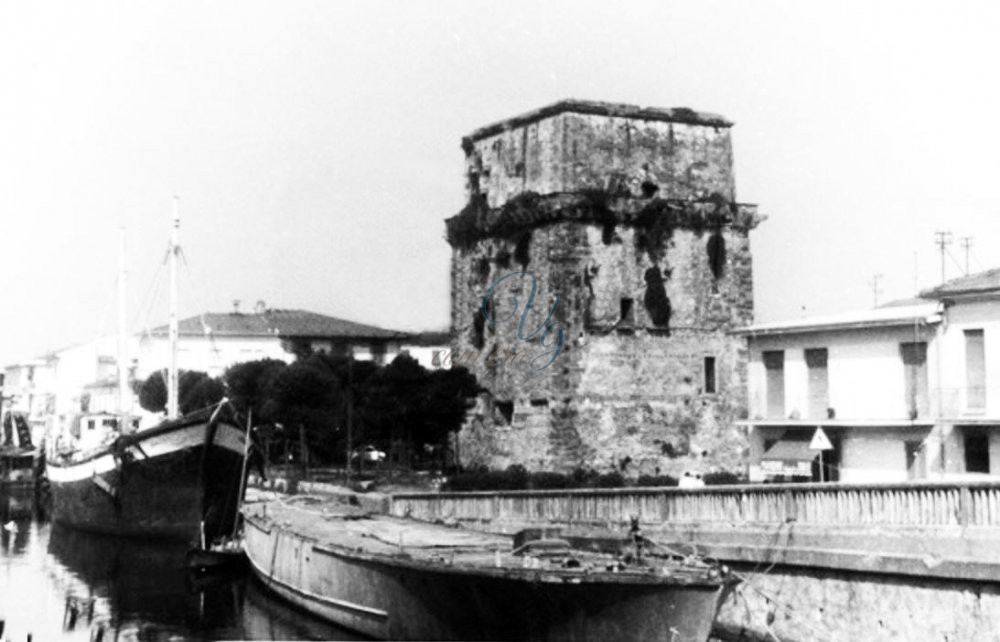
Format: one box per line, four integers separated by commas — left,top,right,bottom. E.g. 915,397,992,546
46,407,246,541
0,446,40,490
46,214,248,543
1,412,42,490
244,495,735,641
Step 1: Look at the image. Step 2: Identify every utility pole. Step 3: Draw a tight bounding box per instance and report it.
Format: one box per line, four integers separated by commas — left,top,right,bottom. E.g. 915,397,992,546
934,231,952,284
870,273,883,307
960,237,973,276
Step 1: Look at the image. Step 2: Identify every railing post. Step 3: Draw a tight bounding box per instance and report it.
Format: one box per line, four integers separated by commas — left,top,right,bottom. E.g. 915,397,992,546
784,487,796,522
958,485,972,526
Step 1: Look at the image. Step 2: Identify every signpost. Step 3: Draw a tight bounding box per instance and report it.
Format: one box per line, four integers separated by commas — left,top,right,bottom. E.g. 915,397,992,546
810,427,834,482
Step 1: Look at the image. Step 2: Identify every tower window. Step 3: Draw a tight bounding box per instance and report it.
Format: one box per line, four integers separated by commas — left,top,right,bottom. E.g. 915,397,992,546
495,400,514,424
704,356,716,394
619,298,635,325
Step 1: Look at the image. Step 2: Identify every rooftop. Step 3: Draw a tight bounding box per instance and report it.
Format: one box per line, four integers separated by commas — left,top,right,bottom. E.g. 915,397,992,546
734,302,942,337
920,268,1000,299
464,99,732,145
148,309,406,340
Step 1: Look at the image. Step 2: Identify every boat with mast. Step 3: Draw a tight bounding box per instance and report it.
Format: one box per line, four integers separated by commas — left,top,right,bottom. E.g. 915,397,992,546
45,207,248,542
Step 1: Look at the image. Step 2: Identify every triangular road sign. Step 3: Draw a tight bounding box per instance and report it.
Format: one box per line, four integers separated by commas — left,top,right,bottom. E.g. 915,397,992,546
809,427,833,451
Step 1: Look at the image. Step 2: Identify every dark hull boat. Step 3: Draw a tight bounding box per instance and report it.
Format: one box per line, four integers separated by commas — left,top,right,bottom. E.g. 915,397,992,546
46,410,246,542
0,447,40,490
186,541,248,572
244,497,734,641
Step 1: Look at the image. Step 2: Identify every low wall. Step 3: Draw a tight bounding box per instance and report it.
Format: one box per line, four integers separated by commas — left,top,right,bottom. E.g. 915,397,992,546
388,481,1000,582
389,480,1000,528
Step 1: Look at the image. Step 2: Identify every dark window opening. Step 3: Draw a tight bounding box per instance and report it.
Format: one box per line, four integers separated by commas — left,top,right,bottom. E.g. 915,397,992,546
476,257,490,280
707,232,726,279
472,307,485,350
619,298,635,325
641,181,659,198
964,429,990,474
643,267,671,331
530,398,549,408
495,400,514,424
704,356,716,394
513,231,531,267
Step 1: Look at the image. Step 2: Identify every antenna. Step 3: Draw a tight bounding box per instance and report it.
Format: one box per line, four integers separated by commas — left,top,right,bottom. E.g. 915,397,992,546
934,231,952,283
167,197,180,420
118,227,133,430
870,273,883,307
960,237,973,276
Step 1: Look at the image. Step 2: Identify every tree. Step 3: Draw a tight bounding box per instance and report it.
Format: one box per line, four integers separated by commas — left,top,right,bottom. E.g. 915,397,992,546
265,359,343,463
419,365,481,448
137,370,226,415
299,353,379,466
362,355,481,468
180,371,226,414
223,359,288,421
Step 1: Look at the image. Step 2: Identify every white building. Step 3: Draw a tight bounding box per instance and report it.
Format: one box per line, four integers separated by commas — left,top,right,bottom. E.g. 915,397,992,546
739,268,1000,483
5,306,445,442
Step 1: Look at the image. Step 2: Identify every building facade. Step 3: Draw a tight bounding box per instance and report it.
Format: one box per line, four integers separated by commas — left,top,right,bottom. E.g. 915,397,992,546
446,100,762,476
4,306,422,440
741,269,1000,482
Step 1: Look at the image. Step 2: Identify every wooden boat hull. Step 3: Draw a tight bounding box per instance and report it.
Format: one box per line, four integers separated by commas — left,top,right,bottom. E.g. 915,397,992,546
46,414,245,542
244,511,732,641
186,546,248,572
0,448,41,490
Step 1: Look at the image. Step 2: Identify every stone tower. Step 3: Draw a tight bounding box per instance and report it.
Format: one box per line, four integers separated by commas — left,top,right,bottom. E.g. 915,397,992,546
445,100,762,477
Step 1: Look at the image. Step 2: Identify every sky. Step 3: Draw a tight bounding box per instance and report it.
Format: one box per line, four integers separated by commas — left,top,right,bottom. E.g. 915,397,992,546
2,1,999,363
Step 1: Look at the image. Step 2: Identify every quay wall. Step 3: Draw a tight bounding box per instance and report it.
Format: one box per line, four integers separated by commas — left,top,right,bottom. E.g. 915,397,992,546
713,564,1000,642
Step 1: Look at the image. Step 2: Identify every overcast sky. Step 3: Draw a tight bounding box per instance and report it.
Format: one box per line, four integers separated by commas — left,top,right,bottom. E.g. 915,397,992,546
2,1,999,363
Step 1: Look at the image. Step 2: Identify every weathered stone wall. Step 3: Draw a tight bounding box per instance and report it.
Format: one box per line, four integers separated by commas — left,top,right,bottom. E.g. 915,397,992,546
716,564,1000,641
447,101,759,477
464,103,736,206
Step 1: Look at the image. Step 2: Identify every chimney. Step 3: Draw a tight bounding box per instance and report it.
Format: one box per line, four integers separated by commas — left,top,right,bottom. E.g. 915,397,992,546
255,300,267,315
233,299,241,314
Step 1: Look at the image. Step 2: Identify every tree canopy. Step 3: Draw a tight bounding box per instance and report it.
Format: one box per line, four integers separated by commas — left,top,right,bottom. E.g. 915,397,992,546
138,369,226,415
136,352,481,467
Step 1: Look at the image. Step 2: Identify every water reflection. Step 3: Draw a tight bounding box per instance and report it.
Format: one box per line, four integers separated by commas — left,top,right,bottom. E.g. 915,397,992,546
0,489,363,641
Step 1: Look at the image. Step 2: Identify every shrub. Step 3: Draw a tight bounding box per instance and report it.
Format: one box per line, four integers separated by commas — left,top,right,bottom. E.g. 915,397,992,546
702,470,744,486
635,474,679,488
592,471,625,488
530,472,571,490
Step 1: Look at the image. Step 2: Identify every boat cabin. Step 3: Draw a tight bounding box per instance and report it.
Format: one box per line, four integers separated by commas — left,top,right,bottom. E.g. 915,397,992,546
52,413,141,457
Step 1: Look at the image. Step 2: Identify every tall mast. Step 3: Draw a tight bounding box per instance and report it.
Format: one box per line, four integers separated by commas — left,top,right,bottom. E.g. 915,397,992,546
117,227,133,430
167,198,180,420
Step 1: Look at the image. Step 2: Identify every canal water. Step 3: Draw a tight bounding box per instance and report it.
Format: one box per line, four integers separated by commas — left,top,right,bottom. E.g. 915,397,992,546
0,489,362,641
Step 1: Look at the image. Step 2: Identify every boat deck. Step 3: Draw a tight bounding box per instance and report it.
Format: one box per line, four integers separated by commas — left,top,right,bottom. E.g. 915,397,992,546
245,494,723,586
